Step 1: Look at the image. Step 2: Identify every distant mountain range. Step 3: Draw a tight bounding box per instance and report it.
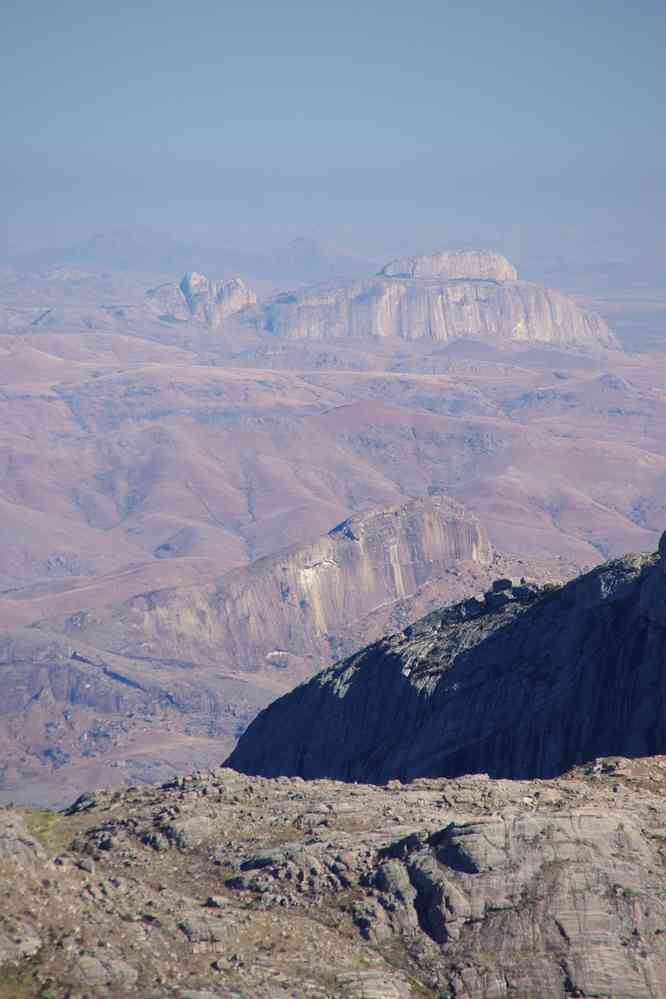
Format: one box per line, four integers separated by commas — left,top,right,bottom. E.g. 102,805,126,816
6,226,666,296
5,228,378,288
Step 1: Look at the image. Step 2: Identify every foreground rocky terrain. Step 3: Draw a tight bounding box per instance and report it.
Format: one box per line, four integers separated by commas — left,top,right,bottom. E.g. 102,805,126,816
229,536,666,783
4,755,666,997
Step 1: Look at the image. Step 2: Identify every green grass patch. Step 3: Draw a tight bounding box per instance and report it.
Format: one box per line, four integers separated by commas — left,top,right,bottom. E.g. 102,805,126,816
23,810,66,855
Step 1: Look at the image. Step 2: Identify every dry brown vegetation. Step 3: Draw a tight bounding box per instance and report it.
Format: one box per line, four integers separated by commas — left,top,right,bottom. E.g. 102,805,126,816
3,756,666,997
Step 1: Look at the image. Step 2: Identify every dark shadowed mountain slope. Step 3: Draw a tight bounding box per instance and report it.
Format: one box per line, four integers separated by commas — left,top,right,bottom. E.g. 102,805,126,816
228,535,666,783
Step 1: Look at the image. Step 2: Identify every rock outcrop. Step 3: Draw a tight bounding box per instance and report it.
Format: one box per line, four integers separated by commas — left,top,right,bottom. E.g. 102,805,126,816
5,756,666,996
228,538,666,782
48,496,494,676
259,250,615,349
380,248,518,282
1,497,573,807
146,271,256,326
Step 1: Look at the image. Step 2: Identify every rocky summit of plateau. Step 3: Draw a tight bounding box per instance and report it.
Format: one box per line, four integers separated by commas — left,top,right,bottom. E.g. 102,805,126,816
146,272,257,327
258,249,616,349
228,535,666,784
379,248,518,282
5,755,666,997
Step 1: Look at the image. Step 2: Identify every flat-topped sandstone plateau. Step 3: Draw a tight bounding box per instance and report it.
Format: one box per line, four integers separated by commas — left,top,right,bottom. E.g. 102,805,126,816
258,249,615,349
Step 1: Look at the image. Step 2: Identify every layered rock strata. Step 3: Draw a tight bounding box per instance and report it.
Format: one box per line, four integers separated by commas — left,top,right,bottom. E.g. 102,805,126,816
228,538,666,782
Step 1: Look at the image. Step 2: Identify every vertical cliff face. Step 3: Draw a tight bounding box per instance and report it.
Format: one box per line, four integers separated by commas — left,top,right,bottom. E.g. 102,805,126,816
227,540,666,782
260,249,615,349
210,495,493,665
52,497,493,675
145,272,257,326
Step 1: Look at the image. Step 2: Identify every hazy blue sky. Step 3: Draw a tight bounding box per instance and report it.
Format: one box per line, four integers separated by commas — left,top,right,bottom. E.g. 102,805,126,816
2,0,665,274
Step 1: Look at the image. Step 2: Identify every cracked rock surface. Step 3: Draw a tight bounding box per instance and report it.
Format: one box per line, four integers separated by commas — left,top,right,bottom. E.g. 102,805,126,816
3,758,666,996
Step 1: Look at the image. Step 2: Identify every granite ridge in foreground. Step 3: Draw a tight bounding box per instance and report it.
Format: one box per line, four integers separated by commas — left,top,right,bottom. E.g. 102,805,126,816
227,539,666,783
4,757,666,996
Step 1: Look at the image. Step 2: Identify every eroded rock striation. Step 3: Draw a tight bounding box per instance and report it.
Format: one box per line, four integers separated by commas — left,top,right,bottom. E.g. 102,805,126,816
228,538,666,782
49,496,493,675
4,757,666,996
146,271,256,326
259,249,615,349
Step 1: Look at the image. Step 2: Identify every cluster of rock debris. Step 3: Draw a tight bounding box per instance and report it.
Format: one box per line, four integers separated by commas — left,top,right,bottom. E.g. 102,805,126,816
434,574,558,620
4,756,666,997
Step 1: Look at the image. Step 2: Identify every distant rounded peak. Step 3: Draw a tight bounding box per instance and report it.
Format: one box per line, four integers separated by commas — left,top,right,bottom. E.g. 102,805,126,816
178,272,255,297
379,249,518,283
220,275,252,293
180,271,211,294
215,275,258,308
